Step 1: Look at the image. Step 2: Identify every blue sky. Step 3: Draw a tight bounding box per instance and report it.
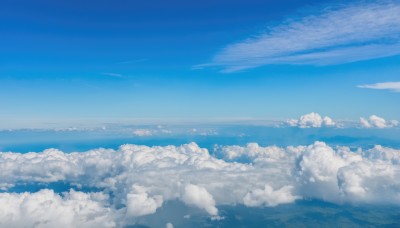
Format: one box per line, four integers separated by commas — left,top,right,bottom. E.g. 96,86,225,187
1,0,400,128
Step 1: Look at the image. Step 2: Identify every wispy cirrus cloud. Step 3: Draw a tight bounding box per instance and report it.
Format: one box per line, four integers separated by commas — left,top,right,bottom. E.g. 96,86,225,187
197,1,400,72
117,58,149,65
358,82,400,92
101,72,124,78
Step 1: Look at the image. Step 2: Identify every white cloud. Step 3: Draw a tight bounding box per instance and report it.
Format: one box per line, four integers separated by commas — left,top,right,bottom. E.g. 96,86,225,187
182,184,218,216
243,185,300,207
102,72,124,78
0,189,115,228
287,112,336,128
359,115,398,128
126,185,163,217
133,129,153,136
358,82,400,92
322,116,336,127
1,142,400,225
197,1,400,72
360,117,372,128
190,128,219,136
132,127,173,136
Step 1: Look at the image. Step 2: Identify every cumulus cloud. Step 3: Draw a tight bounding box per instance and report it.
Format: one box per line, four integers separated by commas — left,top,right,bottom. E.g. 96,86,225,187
196,1,400,72
126,185,163,217
0,189,115,228
1,142,400,225
243,185,300,207
182,184,218,216
221,141,400,204
358,81,400,92
359,115,399,128
286,112,336,128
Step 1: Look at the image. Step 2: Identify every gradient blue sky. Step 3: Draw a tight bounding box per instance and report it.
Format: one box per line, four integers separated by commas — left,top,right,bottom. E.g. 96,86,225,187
1,0,399,128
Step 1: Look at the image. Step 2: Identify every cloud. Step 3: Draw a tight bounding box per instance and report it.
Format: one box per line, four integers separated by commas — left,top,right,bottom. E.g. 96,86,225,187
182,184,218,216
359,115,399,128
243,185,300,207
197,1,400,72
126,185,163,217
0,189,115,228
117,58,149,65
358,82,400,92
2,142,400,225
286,112,336,128
190,128,219,136
132,127,173,137
101,72,124,78
133,129,153,136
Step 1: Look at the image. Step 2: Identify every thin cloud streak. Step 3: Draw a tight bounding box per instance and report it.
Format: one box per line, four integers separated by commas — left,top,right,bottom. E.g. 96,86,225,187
117,58,149,65
198,1,400,72
358,82,400,92
101,72,124,78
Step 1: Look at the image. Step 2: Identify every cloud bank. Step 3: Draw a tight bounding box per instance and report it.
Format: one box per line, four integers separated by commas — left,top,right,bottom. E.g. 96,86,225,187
198,1,400,72
1,142,400,226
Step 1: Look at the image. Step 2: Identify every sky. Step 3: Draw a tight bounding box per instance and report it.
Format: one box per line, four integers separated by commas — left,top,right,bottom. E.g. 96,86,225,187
1,0,400,128
2,1,400,227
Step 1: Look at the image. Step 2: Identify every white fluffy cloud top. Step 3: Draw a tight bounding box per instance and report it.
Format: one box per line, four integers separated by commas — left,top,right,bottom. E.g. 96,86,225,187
360,115,399,128
1,142,400,226
286,113,399,129
287,112,336,128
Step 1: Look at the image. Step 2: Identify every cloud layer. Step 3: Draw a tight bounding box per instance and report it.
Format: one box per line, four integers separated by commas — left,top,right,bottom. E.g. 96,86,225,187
199,1,400,72
1,142,400,226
